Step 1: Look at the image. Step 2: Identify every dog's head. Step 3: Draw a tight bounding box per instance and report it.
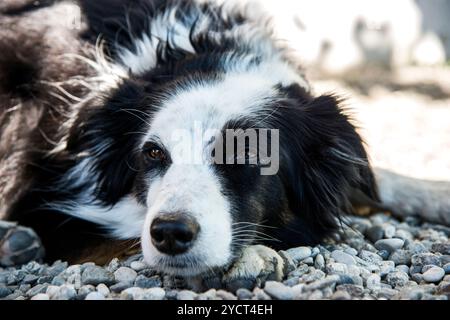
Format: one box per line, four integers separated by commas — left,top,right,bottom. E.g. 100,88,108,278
54,0,378,276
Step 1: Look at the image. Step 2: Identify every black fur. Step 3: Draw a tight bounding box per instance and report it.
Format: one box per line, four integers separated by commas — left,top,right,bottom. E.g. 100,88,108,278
1,0,379,265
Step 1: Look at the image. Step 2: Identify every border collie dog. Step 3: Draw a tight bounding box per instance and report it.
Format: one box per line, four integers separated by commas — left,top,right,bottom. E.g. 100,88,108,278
0,0,408,279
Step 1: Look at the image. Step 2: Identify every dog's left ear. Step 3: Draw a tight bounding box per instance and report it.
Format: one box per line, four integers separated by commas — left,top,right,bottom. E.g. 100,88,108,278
274,93,379,244
79,0,160,55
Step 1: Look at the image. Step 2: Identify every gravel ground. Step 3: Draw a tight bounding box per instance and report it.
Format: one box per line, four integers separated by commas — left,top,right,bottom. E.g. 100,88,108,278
1,213,449,300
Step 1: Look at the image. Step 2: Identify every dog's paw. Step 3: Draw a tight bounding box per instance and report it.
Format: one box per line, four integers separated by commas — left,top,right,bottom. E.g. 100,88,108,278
0,220,45,267
222,245,284,292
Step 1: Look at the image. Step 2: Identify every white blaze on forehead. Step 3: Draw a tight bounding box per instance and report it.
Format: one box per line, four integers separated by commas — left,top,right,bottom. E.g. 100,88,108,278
143,60,304,153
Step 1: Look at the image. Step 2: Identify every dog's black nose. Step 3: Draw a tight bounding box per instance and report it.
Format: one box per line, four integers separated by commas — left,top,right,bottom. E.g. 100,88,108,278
150,214,199,255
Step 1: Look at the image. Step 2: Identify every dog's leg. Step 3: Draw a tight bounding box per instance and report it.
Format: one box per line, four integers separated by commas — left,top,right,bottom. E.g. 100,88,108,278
0,220,45,267
221,245,284,292
372,168,450,226
185,245,284,293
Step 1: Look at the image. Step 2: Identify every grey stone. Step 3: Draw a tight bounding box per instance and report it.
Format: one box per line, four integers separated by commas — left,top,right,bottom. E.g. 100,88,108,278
46,261,68,277
303,275,340,291
0,285,12,298
383,224,396,238
331,250,356,265
31,293,50,300
18,284,31,293
431,243,450,255
130,261,147,272
423,267,445,283
396,265,410,274
411,253,441,267
81,266,115,286
366,226,384,243
411,273,424,283
331,290,351,300
141,287,165,300
236,288,253,300
54,285,77,300
366,274,381,289
176,290,197,300
22,274,39,285
389,250,412,266
374,239,404,252
359,250,383,264
77,285,95,299
443,263,450,274
379,261,396,277
314,254,325,270
85,292,105,300
335,284,365,298
110,282,132,293
134,275,162,288
264,281,295,300
114,267,137,284
386,271,409,287
51,276,65,286
216,290,237,300
26,283,48,297
278,250,296,275
395,229,413,241
422,264,437,273
285,247,312,262
253,287,271,300
120,287,144,300
378,250,390,260
96,283,110,297
326,262,348,276
344,247,358,256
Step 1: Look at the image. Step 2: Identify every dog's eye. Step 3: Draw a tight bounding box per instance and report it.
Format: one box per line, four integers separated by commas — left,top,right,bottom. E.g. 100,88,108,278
143,144,166,162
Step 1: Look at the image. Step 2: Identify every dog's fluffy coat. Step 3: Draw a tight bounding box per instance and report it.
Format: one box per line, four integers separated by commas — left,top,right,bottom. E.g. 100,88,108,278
1,0,388,274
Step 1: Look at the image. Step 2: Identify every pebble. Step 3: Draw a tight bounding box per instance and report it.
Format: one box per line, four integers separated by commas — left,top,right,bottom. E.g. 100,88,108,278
331,250,356,265
374,239,405,252
443,263,450,274
314,254,325,270
386,271,409,288
285,247,312,262
96,283,110,296
253,287,271,300
366,274,381,289
31,293,50,300
379,261,396,277
264,281,295,300
142,287,165,300
396,265,410,274
81,266,115,286
331,290,351,300
134,275,161,288
130,261,147,272
411,253,441,268
85,292,105,300
0,285,12,298
236,288,253,300
114,267,137,284
389,250,411,265
423,267,445,283
383,224,396,238
366,226,384,243
176,290,197,300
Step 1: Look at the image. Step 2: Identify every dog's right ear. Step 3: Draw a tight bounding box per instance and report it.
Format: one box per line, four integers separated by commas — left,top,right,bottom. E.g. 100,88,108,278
79,0,162,55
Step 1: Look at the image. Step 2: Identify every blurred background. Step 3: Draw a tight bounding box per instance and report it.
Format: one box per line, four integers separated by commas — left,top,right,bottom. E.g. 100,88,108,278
244,0,450,181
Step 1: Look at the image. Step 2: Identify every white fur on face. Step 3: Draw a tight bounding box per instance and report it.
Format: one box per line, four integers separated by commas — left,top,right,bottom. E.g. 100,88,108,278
139,63,302,274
